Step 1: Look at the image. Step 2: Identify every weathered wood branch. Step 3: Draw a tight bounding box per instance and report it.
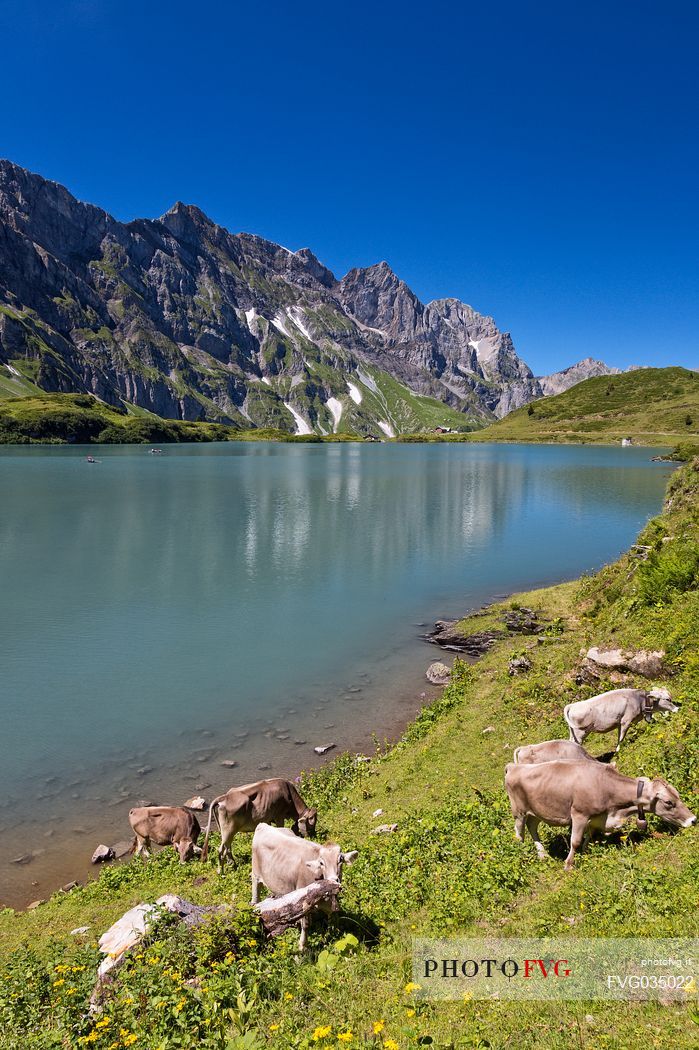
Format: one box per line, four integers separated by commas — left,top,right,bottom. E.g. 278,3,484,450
253,880,342,937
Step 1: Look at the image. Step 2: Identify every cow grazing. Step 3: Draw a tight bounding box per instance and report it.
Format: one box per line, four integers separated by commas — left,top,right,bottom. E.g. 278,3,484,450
201,778,318,873
513,739,600,765
564,687,678,751
251,822,358,949
505,760,695,870
128,806,201,864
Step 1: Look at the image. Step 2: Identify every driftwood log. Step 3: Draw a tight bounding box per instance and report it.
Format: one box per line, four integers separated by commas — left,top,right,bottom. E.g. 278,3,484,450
253,880,342,938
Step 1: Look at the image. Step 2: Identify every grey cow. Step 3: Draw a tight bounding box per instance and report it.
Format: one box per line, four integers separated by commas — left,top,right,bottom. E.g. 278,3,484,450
505,760,695,870
564,687,678,751
513,739,601,764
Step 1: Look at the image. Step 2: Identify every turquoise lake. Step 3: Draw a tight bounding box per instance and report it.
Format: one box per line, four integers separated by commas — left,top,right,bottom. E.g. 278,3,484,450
0,441,672,904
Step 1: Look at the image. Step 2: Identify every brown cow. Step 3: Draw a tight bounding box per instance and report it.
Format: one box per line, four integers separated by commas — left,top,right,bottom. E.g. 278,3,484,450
505,760,696,870
201,778,318,873
128,806,201,864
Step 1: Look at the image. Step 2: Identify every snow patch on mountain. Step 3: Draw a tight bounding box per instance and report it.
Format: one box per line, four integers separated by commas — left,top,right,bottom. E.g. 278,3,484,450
283,403,312,435
326,397,343,431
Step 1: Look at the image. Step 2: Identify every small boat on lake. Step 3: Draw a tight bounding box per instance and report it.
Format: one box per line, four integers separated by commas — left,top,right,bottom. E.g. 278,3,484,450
86,455,97,463
149,448,164,455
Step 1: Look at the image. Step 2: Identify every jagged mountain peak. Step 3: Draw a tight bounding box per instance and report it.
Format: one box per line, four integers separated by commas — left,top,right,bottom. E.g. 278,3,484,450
0,160,618,434
538,357,621,396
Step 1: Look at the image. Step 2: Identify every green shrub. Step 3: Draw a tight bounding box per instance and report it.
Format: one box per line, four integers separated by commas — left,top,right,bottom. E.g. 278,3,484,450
634,539,699,605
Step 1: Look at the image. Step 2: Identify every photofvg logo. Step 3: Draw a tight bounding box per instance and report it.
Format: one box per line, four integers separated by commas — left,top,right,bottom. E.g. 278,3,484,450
413,938,699,1001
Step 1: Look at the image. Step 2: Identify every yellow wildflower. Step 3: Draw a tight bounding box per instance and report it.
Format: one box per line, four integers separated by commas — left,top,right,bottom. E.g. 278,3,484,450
122,1037,138,1048
337,1033,353,1043
53,978,65,988
269,1023,280,1031
313,1025,333,1040
284,991,293,1000
383,1041,399,1050
403,982,421,994
406,1007,415,1017
372,1021,385,1034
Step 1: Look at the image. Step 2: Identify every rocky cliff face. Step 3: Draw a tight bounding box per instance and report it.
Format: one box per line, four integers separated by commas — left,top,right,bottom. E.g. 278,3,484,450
0,160,616,433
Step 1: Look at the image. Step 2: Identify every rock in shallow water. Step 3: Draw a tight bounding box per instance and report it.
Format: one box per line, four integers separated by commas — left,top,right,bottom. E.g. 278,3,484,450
91,844,115,864
184,796,207,811
314,743,336,755
426,661,451,685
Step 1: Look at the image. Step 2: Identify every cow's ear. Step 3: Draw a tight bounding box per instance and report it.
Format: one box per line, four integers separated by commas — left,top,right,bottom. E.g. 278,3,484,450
305,860,324,879
342,850,358,866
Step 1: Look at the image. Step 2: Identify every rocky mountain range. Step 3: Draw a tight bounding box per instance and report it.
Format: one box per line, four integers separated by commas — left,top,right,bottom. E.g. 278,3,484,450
0,160,617,435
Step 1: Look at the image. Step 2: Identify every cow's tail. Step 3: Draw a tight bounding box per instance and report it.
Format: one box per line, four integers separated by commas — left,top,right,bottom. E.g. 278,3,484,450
128,836,138,855
563,704,580,743
201,796,223,862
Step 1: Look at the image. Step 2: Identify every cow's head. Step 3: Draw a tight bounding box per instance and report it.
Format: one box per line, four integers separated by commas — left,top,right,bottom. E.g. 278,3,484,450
297,807,318,839
175,838,197,864
648,778,697,828
648,687,679,714
305,844,359,884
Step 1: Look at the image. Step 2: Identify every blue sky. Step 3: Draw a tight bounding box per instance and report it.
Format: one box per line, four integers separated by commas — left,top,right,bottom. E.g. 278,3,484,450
1,0,698,375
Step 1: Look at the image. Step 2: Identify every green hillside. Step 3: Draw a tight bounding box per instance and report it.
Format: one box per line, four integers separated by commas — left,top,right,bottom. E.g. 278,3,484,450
476,366,699,445
0,457,697,1047
0,393,241,444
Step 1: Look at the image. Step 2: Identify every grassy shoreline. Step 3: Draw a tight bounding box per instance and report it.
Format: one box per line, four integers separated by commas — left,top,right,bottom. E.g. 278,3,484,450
1,461,698,1048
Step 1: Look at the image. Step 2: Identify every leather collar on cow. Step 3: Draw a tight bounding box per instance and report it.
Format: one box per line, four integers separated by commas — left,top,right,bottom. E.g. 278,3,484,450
642,693,655,723
636,779,648,831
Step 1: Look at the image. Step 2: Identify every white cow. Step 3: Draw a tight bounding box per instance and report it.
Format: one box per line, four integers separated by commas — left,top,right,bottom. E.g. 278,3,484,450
564,687,678,751
251,823,358,950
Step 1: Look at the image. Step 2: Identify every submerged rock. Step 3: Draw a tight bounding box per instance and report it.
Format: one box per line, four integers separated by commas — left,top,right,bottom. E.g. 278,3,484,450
426,661,451,685
184,796,207,811
314,743,336,755
220,759,238,768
